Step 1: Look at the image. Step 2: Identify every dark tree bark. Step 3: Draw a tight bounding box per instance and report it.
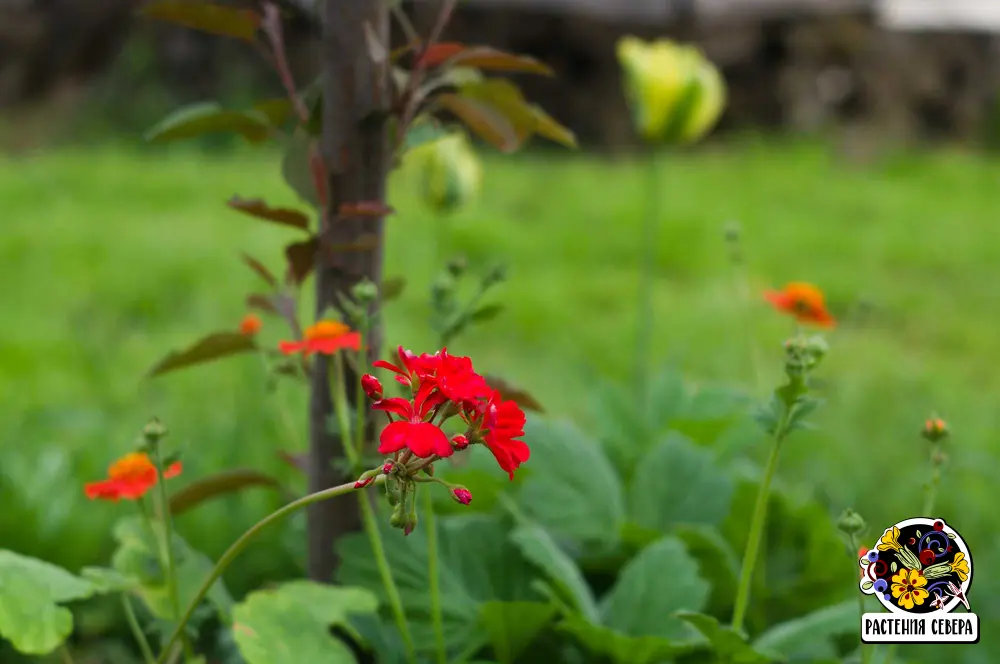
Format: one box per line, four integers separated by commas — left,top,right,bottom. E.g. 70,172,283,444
308,0,390,582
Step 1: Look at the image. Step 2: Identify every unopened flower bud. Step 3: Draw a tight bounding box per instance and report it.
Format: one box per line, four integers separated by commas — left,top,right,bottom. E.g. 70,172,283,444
389,503,405,528
354,468,380,489
142,418,168,443
362,374,383,400
451,434,469,450
446,256,468,278
382,462,393,475
351,278,378,305
404,507,418,536
837,508,866,536
452,487,472,505
923,417,948,443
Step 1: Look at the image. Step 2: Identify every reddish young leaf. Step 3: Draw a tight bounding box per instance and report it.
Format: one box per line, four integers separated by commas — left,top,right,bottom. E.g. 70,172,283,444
148,332,257,378
308,143,329,209
416,42,467,68
484,374,545,413
441,46,554,76
141,1,261,42
241,253,278,288
168,469,286,516
247,293,279,315
339,201,395,219
227,197,311,232
381,276,406,302
458,79,577,149
285,237,319,285
436,94,521,153
145,102,271,144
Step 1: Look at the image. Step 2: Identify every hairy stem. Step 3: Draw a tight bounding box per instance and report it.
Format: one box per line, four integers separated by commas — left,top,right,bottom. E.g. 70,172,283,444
850,533,871,664
423,489,447,663
123,594,156,664
151,446,192,662
154,479,380,663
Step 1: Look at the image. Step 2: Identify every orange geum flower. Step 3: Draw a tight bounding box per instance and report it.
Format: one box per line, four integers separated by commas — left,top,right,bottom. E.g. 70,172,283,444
278,320,361,356
239,313,262,336
85,452,182,501
764,282,835,328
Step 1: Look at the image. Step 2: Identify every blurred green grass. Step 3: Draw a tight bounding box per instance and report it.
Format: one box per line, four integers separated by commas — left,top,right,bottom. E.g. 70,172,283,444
3,138,1000,624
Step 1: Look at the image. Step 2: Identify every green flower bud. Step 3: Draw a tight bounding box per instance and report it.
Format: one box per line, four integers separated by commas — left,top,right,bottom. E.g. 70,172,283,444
351,278,378,305
142,418,168,444
410,132,481,214
837,508,867,536
616,36,726,145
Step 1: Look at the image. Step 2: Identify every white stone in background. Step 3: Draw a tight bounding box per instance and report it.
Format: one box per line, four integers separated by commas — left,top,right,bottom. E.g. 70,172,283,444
878,0,1000,32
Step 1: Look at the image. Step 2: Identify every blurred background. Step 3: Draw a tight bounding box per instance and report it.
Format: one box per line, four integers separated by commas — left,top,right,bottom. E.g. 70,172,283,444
3,0,1000,662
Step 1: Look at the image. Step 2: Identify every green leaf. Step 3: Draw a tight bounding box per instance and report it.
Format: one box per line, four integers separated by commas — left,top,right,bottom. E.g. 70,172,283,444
145,102,271,144
280,131,323,208
381,276,407,302
337,512,538,656
674,612,773,663
403,118,451,152
470,303,504,323
436,93,521,153
483,375,544,412
752,600,859,660
80,566,135,594
232,580,378,663
168,469,285,516
456,79,575,149
599,536,710,641
672,525,741,617
227,197,311,232
478,601,556,664
0,550,95,655
147,331,256,377
431,448,531,515
628,432,734,532
508,525,600,623
252,98,294,128
141,1,261,41
110,517,233,623
419,44,554,76
558,617,691,664
516,418,625,548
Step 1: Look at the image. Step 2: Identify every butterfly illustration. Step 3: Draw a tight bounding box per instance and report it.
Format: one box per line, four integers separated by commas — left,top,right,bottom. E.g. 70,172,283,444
945,581,971,611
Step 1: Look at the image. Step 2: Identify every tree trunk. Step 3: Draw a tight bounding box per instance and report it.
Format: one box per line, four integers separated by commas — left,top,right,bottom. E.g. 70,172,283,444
308,0,390,582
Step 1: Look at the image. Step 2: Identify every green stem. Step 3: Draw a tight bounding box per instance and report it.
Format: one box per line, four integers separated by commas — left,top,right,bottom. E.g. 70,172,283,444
731,416,790,633
635,150,661,408
850,533,871,664
59,645,75,664
151,445,193,662
423,489,447,664
330,350,416,664
123,594,157,664
356,325,370,463
154,478,379,663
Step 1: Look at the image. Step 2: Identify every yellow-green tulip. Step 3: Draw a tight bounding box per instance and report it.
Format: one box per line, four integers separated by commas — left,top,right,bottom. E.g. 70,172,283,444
616,36,726,144
409,131,482,214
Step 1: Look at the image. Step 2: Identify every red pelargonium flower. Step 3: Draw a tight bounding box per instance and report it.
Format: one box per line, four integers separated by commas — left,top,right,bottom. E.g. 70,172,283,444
480,389,530,480
764,282,835,328
279,320,361,356
239,313,262,336
373,347,489,405
373,346,441,387
85,452,182,501
374,385,453,458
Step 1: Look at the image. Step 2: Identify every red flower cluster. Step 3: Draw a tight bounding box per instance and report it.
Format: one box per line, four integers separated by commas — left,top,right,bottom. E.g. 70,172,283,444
85,452,182,502
367,347,529,479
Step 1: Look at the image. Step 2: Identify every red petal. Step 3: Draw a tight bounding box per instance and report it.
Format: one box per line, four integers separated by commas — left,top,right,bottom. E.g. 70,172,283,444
378,421,411,455
309,332,362,354
763,290,792,311
372,359,404,375
406,422,454,458
164,462,183,480
279,340,308,355
85,479,121,501
372,397,413,419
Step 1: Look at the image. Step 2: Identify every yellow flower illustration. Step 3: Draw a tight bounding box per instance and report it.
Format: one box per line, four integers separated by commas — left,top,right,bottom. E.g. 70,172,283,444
615,36,726,145
891,568,929,610
878,526,902,552
950,552,970,582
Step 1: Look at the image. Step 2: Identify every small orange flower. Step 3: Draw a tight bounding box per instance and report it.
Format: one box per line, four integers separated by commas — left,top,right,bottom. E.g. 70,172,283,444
279,320,361,356
240,313,262,336
923,417,948,442
764,282,835,328
85,452,182,501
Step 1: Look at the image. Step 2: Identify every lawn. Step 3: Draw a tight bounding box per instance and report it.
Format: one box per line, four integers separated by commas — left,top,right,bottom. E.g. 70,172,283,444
3,139,1000,642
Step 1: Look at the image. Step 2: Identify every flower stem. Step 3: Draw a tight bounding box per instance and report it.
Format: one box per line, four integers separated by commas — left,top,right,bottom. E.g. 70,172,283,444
59,645,75,664
123,594,156,664
731,415,790,633
330,351,416,664
423,489,447,664
634,149,661,408
359,492,417,663
850,533,871,664
154,478,380,663
151,445,193,662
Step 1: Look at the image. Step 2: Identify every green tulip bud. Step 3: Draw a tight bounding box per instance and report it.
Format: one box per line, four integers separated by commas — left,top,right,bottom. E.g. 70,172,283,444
411,132,481,214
